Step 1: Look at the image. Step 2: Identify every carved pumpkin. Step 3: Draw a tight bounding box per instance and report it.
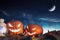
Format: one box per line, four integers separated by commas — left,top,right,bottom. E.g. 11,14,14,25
6,21,24,35
24,24,43,36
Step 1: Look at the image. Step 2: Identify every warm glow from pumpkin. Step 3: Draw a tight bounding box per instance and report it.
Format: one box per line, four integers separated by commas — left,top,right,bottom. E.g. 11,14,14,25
6,21,24,36
24,24,43,36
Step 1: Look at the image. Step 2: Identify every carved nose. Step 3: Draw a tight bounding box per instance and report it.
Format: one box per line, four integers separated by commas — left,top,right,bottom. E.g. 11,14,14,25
14,27,16,29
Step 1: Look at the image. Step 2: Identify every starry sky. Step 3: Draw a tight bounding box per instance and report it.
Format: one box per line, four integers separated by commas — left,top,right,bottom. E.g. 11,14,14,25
0,0,60,34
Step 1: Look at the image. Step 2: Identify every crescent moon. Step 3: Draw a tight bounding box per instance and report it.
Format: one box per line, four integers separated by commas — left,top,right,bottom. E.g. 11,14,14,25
49,5,56,12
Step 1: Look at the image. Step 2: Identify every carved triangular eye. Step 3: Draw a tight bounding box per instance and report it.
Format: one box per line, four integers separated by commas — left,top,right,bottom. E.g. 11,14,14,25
32,28,36,30
17,24,21,27
8,23,13,27
27,26,28,29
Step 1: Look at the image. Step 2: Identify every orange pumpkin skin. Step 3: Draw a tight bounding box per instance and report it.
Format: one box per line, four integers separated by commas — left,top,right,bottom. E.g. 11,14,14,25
25,24,43,36
6,21,24,35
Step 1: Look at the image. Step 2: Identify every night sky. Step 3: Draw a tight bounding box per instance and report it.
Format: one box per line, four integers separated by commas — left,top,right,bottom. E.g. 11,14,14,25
0,0,60,34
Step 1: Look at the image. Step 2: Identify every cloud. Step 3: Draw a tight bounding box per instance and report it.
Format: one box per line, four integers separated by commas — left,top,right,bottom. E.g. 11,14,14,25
40,18,60,22
22,13,60,23
22,13,32,19
0,10,10,16
22,13,26,17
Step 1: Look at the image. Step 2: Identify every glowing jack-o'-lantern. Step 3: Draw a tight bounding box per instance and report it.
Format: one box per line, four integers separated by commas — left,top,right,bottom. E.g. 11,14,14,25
6,21,24,35
24,24,43,36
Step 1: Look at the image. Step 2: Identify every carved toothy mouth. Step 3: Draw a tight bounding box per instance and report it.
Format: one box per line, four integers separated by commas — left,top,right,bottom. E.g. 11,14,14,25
9,29,21,32
27,32,36,35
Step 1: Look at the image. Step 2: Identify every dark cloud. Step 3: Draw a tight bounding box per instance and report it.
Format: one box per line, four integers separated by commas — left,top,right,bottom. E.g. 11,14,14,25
40,18,60,22
0,10,10,17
